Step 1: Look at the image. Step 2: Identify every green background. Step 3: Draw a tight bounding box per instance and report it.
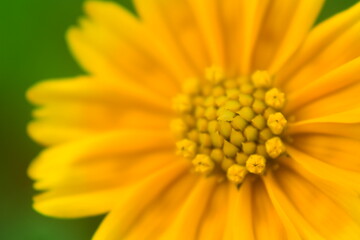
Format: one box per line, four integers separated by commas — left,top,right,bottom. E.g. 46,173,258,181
0,0,358,239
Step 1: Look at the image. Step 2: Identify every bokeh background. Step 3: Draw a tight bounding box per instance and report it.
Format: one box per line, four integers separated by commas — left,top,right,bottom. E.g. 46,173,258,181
0,0,358,239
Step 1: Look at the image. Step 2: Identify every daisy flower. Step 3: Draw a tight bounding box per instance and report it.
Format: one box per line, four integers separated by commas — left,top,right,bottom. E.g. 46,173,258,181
28,0,360,239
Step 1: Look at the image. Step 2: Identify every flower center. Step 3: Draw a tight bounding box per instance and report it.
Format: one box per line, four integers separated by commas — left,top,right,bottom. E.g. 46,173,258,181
171,67,288,185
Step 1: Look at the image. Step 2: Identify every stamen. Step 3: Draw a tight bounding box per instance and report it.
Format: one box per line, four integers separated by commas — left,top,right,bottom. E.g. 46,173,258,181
188,130,199,142
212,86,225,97
264,107,276,119
170,118,188,138
182,78,200,95
251,70,272,88
230,129,245,147
215,96,228,106
238,93,254,106
210,149,224,163
251,115,266,130
192,154,215,175
223,140,239,158
240,83,254,94
256,144,267,156
238,107,255,121
210,131,224,148
242,141,257,154
231,115,248,131
224,100,241,111
199,133,212,147
218,121,232,139
221,158,235,171
244,125,258,141
205,66,225,84
236,153,248,165
176,139,197,158
204,107,217,120
259,128,273,141
226,88,240,99
246,154,266,174
265,88,285,110
197,118,208,132
267,112,287,135
253,89,266,100
217,109,236,121
265,137,286,158
252,99,267,114
227,164,248,184
173,94,192,113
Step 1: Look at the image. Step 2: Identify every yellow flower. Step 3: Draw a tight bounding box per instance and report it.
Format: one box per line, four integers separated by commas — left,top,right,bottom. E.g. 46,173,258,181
27,1,360,239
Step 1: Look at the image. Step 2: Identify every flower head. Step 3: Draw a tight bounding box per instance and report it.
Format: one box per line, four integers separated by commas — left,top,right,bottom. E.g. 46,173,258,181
28,1,360,239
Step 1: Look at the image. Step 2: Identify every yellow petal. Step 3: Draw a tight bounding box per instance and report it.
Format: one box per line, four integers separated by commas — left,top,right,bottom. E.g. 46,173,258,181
28,129,175,190
252,180,287,240
120,173,199,240
277,1,360,86
28,110,170,146
289,82,360,123
27,77,171,145
223,179,255,239
33,188,124,218
187,0,225,68
266,167,360,239
286,146,360,191
92,162,192,240
263,171,325,240
159,177,217,240
32,150,176,193
252,0,324,71
286,57,360,114
84,1,186,82
67,18,179,97
279,3,360,92
197,183,229,240
280,157,360,225
288,122,360,140
28,77,170,110
268,0,325,73
133,0,210,76
290,134,360,171
34,158,189,219
220,0,270,74
291,108,360,126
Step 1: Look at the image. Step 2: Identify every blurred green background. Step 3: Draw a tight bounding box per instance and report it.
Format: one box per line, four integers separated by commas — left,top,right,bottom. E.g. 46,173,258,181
0,0,358,239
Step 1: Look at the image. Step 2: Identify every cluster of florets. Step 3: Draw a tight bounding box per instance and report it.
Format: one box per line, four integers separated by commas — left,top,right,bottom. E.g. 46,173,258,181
171,67,287,184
